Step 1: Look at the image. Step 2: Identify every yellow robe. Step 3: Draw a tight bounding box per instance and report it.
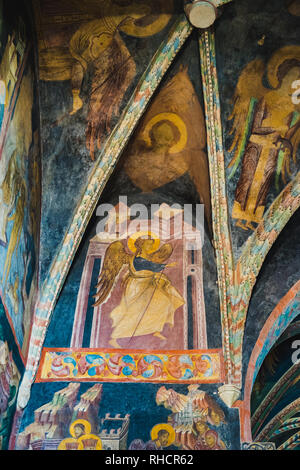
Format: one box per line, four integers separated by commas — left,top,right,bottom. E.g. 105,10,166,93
110,258,185,340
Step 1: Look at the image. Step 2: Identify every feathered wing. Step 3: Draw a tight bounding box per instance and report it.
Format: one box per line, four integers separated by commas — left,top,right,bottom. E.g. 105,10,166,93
93,240,130,307
156,386,189,413
148,243,173,264
228,59,267,176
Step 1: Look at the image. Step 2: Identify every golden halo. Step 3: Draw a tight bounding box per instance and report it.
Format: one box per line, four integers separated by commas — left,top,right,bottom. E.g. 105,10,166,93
267,45,300,88
77,434,102,450
127,231,160,254
142,112,188,154
69,419,91,438
57,438,79,450
150,423,175,447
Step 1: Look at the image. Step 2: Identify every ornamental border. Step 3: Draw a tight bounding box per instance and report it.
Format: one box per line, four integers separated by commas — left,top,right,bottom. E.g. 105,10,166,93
36,347,225,385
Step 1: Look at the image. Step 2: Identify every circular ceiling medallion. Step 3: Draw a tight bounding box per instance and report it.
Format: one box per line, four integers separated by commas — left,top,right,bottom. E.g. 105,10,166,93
185,1,217,29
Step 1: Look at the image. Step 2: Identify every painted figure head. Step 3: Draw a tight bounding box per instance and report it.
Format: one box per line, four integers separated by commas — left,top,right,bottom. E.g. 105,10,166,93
156,429,170,448
193,419,209,436
151,121,176,151
134,236,156,256
205,429,218,449
74,423,86,439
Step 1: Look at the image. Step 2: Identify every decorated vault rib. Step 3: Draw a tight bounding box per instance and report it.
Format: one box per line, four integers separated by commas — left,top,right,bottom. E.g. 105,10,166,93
198,29,234,383
277,431,300,451
251,362,300,439
36,349,224,384
254,397,300,443
241,281,300,443
229,171,300,387
251,288,300,386
17,15,193,410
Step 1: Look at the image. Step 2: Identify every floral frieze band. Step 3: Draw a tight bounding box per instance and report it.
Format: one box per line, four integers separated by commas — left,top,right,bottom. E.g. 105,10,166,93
36,348,224,384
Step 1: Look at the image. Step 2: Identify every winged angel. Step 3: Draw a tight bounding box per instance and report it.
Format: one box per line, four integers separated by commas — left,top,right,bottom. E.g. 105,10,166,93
228,46,300,230
66,0,173,160
93,234,184,348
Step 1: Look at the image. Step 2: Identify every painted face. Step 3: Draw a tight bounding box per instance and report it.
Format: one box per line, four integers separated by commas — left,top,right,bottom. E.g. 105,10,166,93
152,123,175,148
206,433,217,448
74,425,85,438
195,421,208,435
142,238,155,252
280,67,300,94
210,410,221,426
159,431,169,447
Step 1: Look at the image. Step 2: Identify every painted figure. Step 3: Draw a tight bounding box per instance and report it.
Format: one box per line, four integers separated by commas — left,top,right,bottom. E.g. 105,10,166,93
123,68,212,230
58,418,102,450
36,0,173,160
129,423,175,450
156,385,227,450
228,46,300,230
93,232,184,348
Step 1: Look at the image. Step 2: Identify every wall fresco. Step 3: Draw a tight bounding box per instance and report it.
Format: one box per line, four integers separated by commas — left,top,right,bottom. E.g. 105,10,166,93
0,298,22,450
215,0,300,254
36,349,223,384
38,33,221,367
0,0,41,357
34,0,183,284
16,382,240,450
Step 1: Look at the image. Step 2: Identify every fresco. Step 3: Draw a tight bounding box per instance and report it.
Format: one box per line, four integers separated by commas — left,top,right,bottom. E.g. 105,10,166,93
242,206,300,388
0,298,23,450
37,33,221,371
215,0,300,253
37,349,223,384
249,317,300,450
16,382,240,450
2,0,299,453
0,1,41,357
34,0,183,284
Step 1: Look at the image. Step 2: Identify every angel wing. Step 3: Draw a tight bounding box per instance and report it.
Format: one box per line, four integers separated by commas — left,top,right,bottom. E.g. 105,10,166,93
148,243,173,264
156,386,189,413
228,58,267,178
93,240,130,307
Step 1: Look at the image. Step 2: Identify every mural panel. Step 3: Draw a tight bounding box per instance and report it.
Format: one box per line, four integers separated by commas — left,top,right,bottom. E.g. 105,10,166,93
37,34,221,381
0,0,41,357
34,0,183,284
215,0,300,254
0,298,23,450
16,382,240,450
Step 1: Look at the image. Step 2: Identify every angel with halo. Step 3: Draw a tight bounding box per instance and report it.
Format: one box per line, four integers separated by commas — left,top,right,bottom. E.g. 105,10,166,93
228,46,300,230
93,231,184,348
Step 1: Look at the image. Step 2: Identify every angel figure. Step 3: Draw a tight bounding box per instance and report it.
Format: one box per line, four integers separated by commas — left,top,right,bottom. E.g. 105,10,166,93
93,233,184,348
156,385,226,450
71,0,173,162
228,46,300,230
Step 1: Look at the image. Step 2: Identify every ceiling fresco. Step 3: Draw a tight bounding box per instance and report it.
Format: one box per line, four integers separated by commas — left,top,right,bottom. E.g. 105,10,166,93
0,0,299,453
215,0,300,255
33,0,183,284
